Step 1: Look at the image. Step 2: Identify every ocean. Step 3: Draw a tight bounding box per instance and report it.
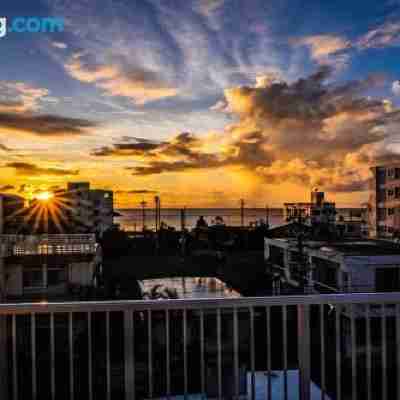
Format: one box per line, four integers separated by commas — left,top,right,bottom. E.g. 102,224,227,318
115,208,364,231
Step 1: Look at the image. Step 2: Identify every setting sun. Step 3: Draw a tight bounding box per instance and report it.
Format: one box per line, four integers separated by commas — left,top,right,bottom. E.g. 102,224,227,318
35,191,54,201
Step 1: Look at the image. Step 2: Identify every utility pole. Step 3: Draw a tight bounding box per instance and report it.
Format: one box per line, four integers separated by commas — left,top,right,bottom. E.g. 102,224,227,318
154,196,160,231
180,207,186,231
240,199,245,227
265,204,269,227
140,200,147,231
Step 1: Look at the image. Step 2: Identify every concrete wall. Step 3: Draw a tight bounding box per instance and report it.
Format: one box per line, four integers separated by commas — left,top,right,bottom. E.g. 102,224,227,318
69,262,94,286
5,264,23,296
345,255,400,292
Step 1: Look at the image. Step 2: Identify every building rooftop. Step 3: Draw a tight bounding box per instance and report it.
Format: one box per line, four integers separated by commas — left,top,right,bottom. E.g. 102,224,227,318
268,238,400,256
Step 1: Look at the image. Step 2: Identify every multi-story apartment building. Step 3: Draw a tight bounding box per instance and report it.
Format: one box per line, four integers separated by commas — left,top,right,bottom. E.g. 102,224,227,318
0,234,101,301
368,165,400,239
63,182,114,237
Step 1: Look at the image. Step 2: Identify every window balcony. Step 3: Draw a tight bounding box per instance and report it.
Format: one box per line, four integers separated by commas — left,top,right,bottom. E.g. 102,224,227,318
0,293,400,399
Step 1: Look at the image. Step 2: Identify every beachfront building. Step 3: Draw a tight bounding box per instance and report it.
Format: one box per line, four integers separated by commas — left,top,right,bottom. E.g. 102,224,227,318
265,238,400,294
368,165,400,239
0,234,101,301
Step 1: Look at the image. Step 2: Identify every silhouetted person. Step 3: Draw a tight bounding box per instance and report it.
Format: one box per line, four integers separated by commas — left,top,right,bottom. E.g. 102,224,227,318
196,215,208,228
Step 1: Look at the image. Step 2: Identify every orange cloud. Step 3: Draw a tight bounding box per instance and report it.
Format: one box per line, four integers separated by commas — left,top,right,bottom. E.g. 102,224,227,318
65,53,178,104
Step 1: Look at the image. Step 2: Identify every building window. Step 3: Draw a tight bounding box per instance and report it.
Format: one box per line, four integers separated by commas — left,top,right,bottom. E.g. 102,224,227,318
396,168,400,179
378,226,387,234
23,268,44,289
375,268,400,292
388,208,395,216
388,189,394,197
396,188,400,198
47,268,67,286
377,208,387,221
388,169,396,179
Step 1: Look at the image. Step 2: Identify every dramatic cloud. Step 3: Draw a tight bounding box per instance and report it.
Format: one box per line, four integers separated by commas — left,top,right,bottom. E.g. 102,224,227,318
5,162,79,176
0,82,49,113
393,80,400,95
65,53,178,104
115,189,158,194
92,137,164,157
0,113,96,136
104,67,400,193
195,0,226,17
51,41,68,49
0,143,11,151
293,35,350,69
0,185,14,192
357,21,400,49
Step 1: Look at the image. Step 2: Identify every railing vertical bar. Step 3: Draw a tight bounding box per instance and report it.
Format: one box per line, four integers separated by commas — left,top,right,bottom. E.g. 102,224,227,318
366,305,371,400
183,309,188,399
148,310,153,399
233,307,239,400
87,312,93,400
11,315,17,400
266,306,272,400
165,309,170,399
397,304,400,400
382,304,387,400
298,304,311,400
31,313,37,400
0,315,8,400
50,312,55,400
124,310,135,400
106,311,111,400
200,309,205,398
335,306,341,400
217,308,222,400
250,307,256,400
319,305,325,400
69,312,74,400
283,305,288,400
350,304,357,400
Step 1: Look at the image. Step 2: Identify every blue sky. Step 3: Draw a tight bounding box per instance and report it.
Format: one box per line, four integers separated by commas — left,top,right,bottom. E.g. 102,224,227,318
0,0,399,207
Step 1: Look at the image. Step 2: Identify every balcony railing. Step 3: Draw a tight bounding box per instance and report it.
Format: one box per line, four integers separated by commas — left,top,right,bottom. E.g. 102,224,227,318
1,293,400,400
0,234,97,256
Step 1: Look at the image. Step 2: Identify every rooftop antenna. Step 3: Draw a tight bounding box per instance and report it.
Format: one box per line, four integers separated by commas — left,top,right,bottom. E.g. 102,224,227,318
154,196,160,231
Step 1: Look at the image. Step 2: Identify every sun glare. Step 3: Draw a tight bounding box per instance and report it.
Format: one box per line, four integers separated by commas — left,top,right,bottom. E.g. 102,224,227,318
36,191,54,201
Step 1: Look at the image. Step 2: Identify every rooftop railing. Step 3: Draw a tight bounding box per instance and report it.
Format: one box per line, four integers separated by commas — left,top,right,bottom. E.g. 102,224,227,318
0,234,97,256
1,292,400,400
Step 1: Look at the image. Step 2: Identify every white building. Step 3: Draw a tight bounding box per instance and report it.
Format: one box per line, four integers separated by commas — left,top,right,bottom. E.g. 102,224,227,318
63,182,114,237
368,165,400,239
0,234,101,301
265,238,400,294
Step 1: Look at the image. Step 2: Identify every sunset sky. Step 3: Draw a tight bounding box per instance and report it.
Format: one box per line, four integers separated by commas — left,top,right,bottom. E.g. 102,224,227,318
1,0,400,208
